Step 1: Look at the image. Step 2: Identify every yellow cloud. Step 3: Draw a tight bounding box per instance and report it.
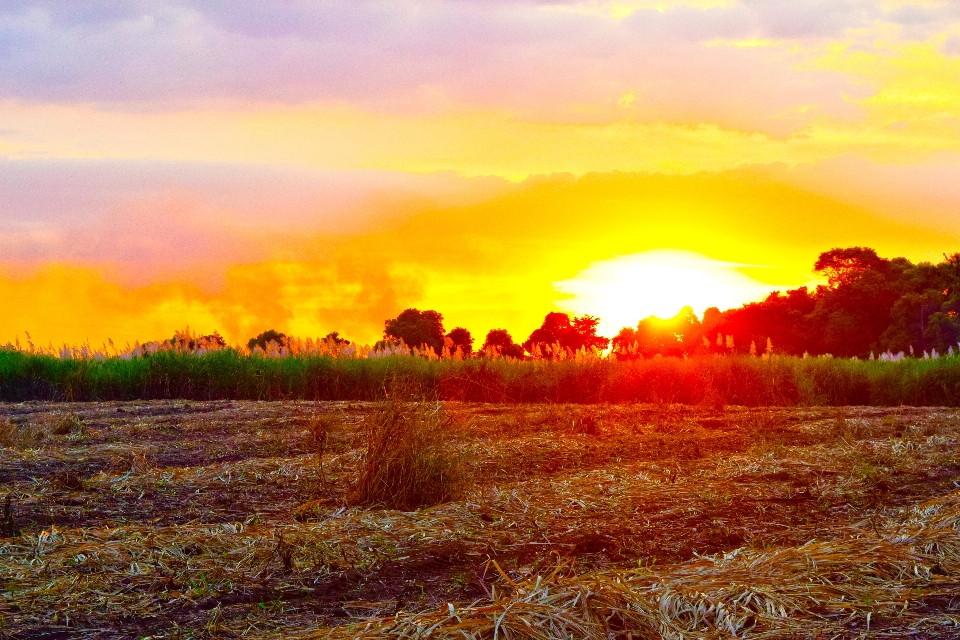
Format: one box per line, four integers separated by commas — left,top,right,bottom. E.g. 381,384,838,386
707,38,784,49
551,0,735,19
810,41,960,122
6,33,960,181
4,170,953,346
0,101,905,179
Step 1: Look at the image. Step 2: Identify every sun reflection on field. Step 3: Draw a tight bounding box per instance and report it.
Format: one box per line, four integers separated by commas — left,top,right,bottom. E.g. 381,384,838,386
555,249,792,335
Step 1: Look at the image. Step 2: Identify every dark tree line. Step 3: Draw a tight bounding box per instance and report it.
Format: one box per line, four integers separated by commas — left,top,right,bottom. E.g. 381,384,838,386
614,247,960,359
248,247,960,360
377,308,606,359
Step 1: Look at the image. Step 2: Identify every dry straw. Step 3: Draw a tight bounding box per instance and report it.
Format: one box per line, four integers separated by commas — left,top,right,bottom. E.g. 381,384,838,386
349,380,469,510
307,489,960,639
3,402,960,637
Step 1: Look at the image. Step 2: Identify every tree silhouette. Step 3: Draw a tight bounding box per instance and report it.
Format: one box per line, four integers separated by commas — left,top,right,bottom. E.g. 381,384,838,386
814,247,886,289
688,247,960,358
445,327,474,356
323,331,350,345
481,329,525,359
384,309,445,353
171,331,226,350
247,329,287,352
523,312,609,355
612,306,701,358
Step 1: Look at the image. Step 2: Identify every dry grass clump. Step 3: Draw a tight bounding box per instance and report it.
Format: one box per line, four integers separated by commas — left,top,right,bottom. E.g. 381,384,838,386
50,412,84,436
0,417,48,449
0,412,86,449
0,418,17,448
348,386,469,510
570,412,601,435
830,410,876,441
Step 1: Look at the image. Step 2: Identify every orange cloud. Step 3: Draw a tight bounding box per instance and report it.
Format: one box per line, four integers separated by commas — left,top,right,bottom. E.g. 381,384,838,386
3,168,955,347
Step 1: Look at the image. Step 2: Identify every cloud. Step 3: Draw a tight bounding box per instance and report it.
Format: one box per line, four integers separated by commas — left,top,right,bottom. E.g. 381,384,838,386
0,258,423,349
0,159,515,290
4,2,960,346
7,96,960,178
2,164,956,346
2,0,954,121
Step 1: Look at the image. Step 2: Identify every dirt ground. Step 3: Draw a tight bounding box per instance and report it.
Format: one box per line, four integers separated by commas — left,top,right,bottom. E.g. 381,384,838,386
2,401,960,638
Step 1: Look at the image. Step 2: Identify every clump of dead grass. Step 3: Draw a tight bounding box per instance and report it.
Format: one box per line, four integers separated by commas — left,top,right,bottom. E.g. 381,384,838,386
348,382,469,510
570,412,601,435
50,412,84,436
0,418,17,448
830,410,875,441
1,412,87,449
0,417,47,449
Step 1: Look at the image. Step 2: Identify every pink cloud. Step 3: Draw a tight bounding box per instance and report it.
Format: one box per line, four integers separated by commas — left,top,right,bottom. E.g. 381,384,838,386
1,1,952,138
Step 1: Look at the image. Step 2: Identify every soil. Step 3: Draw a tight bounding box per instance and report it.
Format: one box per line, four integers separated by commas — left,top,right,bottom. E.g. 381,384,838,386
1,401,959,638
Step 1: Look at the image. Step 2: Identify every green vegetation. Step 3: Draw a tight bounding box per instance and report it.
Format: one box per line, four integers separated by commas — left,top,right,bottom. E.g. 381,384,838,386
5,348,960,405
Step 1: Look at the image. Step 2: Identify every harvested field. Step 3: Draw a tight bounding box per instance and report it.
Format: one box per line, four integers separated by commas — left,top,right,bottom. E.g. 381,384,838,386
2,400,960,638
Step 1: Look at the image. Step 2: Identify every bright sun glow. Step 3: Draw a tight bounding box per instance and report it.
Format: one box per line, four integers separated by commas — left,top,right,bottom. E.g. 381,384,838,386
554,250,779,336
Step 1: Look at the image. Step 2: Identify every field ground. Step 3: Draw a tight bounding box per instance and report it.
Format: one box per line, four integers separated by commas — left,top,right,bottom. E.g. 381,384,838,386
2,401,960,638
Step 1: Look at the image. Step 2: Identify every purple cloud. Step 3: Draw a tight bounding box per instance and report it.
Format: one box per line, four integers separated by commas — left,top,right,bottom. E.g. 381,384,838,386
1,1,938,106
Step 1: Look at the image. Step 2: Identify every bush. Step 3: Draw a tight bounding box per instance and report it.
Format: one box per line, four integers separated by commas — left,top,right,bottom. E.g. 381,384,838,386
348,380,468,510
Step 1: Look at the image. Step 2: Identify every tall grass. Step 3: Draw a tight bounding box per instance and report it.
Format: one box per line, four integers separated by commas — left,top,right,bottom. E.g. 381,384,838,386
349,380,468,509
4,348,960,405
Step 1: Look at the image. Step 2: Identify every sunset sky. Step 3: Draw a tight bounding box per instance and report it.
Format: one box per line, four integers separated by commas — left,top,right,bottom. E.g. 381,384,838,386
4,1,960,346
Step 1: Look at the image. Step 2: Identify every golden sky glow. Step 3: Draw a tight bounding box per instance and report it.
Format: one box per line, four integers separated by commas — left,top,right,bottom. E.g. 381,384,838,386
3,1,960,346
554,250,804,335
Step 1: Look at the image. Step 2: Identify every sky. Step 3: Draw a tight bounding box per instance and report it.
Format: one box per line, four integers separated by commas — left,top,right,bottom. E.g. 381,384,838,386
4,0,960,347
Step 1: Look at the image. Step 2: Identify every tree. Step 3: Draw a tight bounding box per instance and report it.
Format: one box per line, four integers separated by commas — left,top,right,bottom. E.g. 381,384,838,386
883,290,954,354
812,252,902,356
814,247,886,289
612,306,701,358
323,331,350,345
715,288,816,356
481,329,525,359
924,304,960,354
247,329,287,352
170,330,226,351
445,327,474,356
384,309,445,353
570,315,610,351
523,312,609,355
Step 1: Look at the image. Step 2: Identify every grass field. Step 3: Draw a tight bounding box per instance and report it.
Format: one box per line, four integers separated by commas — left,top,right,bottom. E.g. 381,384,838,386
7,349,960,406
2,400,960,638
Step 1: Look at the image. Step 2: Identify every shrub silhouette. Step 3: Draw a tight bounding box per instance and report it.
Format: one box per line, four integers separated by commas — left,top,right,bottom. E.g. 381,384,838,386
248,329,287,352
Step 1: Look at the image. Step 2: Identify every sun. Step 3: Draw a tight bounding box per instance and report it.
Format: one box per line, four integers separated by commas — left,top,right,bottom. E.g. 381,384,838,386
553,249,787,336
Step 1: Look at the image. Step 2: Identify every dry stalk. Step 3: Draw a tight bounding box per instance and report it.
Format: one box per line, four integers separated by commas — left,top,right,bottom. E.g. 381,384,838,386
349,382,468,510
